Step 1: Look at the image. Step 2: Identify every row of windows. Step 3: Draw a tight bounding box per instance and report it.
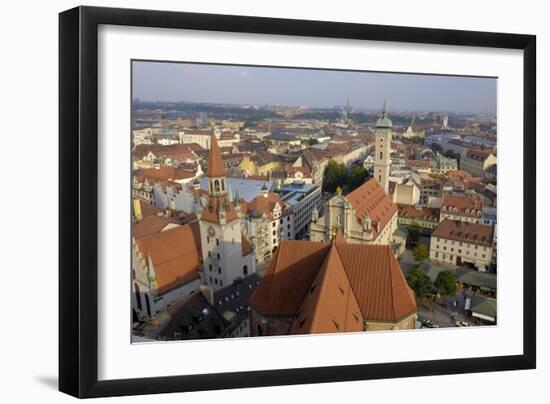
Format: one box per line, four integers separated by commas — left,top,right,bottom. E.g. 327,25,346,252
436,245,487,258
434,238,488,250
208,264,222,274
209,276,223,287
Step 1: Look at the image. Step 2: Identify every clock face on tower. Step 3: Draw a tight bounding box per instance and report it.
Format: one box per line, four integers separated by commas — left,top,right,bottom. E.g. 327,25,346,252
207,226,216,237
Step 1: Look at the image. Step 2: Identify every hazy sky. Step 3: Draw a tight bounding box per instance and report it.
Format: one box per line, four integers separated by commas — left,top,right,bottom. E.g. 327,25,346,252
132,61,496,113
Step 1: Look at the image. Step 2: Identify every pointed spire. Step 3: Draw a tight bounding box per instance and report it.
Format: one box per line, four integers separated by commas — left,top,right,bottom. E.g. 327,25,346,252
376,100,393,129
207,130,226,177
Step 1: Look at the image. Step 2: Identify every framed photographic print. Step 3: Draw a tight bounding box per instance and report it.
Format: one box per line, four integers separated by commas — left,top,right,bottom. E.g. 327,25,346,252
59,6,536,398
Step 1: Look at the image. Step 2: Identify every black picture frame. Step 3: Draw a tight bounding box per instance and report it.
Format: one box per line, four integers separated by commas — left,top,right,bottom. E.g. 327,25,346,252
59,5,536,398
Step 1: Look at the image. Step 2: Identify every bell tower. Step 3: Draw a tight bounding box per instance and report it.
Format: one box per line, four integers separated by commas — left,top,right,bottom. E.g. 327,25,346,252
198,130,255,291
374,101,392,194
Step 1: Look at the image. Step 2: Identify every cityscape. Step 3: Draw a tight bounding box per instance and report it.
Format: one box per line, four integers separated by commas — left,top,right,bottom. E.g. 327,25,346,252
131,62,497,342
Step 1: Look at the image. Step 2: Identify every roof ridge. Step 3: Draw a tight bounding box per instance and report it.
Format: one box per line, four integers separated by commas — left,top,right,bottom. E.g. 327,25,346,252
334,243,364,322
386,246,397,322
307,247,336,332
266,240,283,302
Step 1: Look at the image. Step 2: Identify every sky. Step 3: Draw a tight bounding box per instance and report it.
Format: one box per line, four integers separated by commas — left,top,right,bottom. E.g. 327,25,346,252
132,61,497,113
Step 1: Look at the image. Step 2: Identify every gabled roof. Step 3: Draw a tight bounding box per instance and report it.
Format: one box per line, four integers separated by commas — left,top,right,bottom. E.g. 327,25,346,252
135,223,202,295
345,178,398,237
289,242,364,335
207,132,226,177
250,237,416,325
441,194,482,217
134,199,164,218
432,219,493,247
251,151,280,166
250,241,332,316
134,166,197,183
133,143,202,161
133,215,173,239
244,192,287,219
398,205,439,222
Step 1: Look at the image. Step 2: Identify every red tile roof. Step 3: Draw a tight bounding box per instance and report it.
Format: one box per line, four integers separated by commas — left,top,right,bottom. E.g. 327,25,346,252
135,166,196,183
133,215,173,239
200,198,239,224
133,143,201,161
207,132,226,177
345,178,398,237
250,238,416,325
245,193,287,219
398,205,440,222
432,219,493,247
241,233,253,256
289,242,364,335
407,159,431,169
134,199,164,218
441,194,482,217
135,223,202,295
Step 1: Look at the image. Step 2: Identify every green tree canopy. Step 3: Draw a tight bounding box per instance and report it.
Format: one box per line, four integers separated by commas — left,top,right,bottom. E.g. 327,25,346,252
434,270,458,296
348,165,370,192
406,267,432,298
413,244,429,263
408,222,422,244
323,160,348,193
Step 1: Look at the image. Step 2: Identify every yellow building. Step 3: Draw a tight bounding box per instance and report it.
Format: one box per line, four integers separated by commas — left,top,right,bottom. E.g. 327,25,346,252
239,151,282,177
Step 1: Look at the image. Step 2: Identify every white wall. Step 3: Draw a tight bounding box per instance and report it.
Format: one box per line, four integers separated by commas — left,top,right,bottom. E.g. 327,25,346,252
1,1,548,404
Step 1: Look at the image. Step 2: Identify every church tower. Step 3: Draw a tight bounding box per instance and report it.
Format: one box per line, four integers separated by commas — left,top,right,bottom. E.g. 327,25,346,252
373,101,393,194
198,131,255,291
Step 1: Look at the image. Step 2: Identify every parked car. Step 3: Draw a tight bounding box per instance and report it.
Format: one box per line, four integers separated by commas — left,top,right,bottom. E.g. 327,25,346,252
422,319,439,328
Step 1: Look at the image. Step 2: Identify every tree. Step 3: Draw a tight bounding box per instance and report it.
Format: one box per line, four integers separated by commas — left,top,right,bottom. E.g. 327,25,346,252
348,165,369,191
408,222,422,246
413,244,429,263
406,267,432,298
434,271,458,296
323,160,348,193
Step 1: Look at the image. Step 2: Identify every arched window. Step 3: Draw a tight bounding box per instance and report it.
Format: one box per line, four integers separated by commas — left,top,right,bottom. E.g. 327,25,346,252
221,179,225,191
134,283,142,310
243,265,248,276
214,180,220,193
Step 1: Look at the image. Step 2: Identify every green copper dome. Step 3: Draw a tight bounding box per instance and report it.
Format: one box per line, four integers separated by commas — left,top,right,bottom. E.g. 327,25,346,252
375,100,393,129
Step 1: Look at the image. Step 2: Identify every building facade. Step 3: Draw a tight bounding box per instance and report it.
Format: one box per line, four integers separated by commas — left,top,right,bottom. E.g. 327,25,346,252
132,223,203,321
279,181,321,239
460,148,497,177
242,187,295,263
429,219,494,271
197,133,256,292
440,194,483,223
309,178,398,247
